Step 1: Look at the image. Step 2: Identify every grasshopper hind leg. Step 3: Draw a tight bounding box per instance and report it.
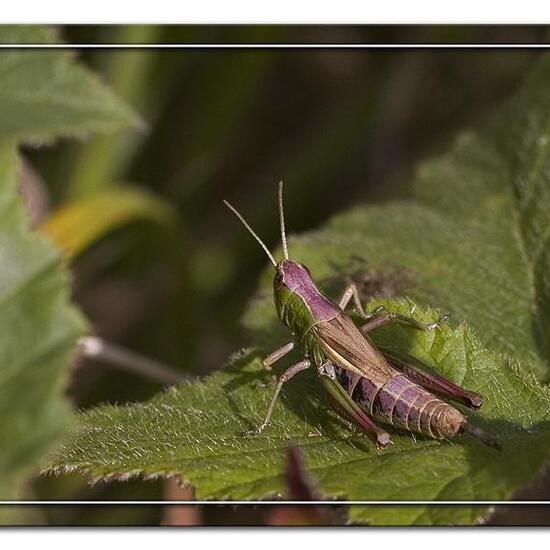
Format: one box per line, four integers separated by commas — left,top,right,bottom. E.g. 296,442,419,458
319,365,390,449
382,349,483,410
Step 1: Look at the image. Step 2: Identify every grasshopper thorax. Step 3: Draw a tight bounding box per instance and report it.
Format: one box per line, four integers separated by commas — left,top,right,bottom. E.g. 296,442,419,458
273,259,314,337
274,259,307,323
275,259,313,292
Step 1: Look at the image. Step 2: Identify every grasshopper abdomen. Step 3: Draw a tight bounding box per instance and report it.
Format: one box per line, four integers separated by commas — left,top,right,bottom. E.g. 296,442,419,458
336,367,466,440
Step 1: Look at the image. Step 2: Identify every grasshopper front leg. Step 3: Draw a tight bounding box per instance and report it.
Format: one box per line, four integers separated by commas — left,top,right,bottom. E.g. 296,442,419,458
338,283,387,320
361,309,451,332
263,342,295,371
338,283,369,318
338,283,449,331
249,358,311,435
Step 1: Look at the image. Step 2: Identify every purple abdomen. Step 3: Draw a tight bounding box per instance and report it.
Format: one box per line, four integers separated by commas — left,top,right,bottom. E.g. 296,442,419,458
334,368,465,439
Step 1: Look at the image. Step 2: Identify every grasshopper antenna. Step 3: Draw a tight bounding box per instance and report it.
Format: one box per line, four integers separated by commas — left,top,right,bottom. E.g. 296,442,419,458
278,181,289,260
224,200,277,268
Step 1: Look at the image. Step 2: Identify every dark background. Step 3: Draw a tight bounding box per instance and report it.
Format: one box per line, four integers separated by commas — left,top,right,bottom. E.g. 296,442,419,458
20,25,550,525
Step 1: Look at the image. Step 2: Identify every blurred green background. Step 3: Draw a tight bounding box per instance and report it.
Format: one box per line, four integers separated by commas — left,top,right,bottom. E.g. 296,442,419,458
19,25,550,525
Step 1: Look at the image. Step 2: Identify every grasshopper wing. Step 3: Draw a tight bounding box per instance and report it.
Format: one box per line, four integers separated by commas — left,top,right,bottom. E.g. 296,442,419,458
315,313,394,385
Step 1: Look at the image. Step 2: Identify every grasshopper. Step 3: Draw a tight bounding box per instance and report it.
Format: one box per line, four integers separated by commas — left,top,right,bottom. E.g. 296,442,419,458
224,183,500,450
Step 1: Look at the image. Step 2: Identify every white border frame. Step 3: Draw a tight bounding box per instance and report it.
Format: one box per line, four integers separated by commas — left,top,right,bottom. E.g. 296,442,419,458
3,33,549,507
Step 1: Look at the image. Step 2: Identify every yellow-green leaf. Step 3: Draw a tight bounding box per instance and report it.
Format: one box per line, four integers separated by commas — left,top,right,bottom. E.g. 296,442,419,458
41,186,176,260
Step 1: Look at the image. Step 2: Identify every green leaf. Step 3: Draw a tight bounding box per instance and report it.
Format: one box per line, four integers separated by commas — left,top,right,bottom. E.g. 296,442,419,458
40,186,177,260
45,55,550,524
0,25,142,513
0,26,140,142
46,299,550,524
0,143,86,499
258,56,550,382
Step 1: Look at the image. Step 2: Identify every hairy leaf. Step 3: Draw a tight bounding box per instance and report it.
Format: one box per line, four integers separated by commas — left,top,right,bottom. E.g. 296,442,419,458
0,143,86,499
46,55,550,524
46,300,550,524
0,26,140,142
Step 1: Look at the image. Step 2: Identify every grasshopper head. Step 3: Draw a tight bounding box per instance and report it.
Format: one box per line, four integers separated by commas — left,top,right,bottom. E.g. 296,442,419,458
225,181,305,323
223,183,323,332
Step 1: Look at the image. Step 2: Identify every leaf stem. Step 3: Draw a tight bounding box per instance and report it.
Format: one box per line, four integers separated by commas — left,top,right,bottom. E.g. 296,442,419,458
79,336,187,385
